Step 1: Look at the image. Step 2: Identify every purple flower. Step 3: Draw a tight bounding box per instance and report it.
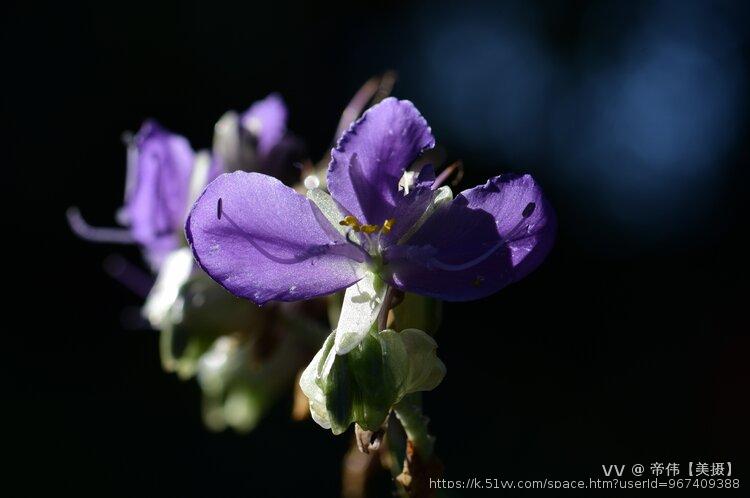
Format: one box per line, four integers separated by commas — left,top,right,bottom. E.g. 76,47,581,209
187,98,555,349
122,120,200,268
213,93,305,182
70,95,301,272
68,120,216,270
241,93,288,161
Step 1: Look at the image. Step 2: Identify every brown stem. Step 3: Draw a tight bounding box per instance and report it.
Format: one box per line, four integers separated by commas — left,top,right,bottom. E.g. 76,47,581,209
376,287,404,331
433,160,464,188
341,436,381,498
334,70,398,141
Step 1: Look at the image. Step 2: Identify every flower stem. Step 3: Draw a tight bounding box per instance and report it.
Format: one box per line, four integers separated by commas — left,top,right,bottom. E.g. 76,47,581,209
393,393,434,459
385,415,409,498
377,285,393,331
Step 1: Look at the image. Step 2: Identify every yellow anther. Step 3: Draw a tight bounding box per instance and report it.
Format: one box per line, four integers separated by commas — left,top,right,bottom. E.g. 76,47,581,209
360,224,379,234
472,275,485,287
381,218,396,234
339,215,361,232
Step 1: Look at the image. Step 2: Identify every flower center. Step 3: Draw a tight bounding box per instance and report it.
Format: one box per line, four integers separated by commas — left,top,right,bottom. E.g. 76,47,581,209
339,215,395,235
339,215,396,256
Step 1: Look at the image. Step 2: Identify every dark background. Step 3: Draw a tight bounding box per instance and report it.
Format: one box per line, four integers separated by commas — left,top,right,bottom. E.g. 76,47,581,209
7,0,749,496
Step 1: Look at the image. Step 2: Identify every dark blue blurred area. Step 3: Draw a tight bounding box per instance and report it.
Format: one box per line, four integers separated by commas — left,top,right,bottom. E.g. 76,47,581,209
386,0,748,247
6,0,749,496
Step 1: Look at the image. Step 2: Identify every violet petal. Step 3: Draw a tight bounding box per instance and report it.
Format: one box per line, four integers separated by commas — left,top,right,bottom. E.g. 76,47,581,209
383,174,556,301
186,171,367,304
328,98,435,226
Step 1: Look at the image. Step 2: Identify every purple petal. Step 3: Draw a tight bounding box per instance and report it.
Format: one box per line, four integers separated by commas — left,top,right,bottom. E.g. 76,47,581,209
382,174,556,301
241,93,288,160
186,172,367,305
328,97,435,226
124,120,195,266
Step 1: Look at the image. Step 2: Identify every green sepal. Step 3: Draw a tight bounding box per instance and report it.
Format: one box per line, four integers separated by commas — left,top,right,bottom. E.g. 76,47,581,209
399,329,446,394
347,330,406,431
323,346,355,434
302,327,445,435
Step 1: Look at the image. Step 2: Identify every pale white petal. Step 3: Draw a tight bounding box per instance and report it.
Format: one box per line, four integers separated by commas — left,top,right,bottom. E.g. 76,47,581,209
186,151,212,215
334,272,386,355
212,110,240,169
142,247,194,328
306,188,348,236
299,335,333,430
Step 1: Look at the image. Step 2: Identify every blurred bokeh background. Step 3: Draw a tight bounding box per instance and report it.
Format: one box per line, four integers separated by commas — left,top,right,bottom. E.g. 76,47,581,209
7,0,749,495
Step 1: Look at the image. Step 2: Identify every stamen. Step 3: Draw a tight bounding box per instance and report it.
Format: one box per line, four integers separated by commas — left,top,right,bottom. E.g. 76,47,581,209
381,218,396,234
360,224,379,234
472,275,485,287
339,215,362,232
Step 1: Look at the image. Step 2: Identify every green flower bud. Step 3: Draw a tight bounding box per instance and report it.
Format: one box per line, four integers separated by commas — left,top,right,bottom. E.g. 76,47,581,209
201,382,267,433
300,328,446,435
197,329,304,433
222,386,264,432
159,273,265,379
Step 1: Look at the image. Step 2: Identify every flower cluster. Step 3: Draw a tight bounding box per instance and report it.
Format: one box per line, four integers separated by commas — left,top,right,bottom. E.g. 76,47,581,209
187,97,555,432
70,94,312,431
72,78,556,496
